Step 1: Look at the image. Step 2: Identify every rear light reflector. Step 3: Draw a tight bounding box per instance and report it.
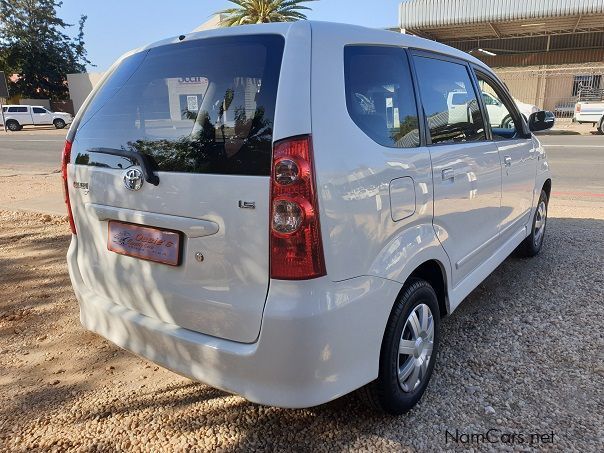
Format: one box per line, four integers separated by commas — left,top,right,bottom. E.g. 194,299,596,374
62,140,76,234
270,135,326,280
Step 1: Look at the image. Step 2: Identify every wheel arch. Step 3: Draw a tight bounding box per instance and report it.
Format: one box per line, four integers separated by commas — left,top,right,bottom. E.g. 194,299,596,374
387,257,450,322
406,259,449,318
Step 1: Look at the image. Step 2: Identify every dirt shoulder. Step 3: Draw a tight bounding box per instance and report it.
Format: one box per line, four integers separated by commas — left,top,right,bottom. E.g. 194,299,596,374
0,173,64,215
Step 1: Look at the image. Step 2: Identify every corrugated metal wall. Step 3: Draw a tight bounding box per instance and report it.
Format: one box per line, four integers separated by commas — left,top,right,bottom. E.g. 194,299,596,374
400,0,604,28
479,49,604,67
451,32,604,53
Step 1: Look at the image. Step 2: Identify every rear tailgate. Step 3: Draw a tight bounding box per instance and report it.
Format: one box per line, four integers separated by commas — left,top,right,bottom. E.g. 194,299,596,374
68,33,285,343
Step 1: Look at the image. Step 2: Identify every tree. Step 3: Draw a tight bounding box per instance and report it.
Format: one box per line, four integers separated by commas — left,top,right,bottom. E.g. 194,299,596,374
218,0,317,26
0,0,91,99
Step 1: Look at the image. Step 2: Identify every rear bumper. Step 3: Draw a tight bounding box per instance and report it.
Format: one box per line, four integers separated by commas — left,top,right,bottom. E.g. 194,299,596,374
67,237,402,408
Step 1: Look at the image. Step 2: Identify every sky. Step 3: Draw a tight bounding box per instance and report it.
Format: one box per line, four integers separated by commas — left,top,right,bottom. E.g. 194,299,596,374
58,0,403,72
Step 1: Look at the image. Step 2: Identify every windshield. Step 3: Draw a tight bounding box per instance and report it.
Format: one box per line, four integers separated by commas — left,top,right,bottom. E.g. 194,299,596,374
73,34,285,176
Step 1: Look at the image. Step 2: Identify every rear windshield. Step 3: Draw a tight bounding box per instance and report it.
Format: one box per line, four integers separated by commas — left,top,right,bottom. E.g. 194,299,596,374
73,35,284,176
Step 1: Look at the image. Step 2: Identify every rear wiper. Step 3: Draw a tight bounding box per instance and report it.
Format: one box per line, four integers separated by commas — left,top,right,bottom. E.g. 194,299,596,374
88,147,160,186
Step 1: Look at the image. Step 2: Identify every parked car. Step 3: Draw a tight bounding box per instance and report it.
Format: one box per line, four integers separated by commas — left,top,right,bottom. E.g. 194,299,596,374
574,88,604,133
1,105,72,131
448,91,539,128
513,97,540,120
64,22,553,415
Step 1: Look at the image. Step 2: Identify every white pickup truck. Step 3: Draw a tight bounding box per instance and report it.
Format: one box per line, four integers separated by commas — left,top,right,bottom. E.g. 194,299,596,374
574,88,604,134
1,105,73,131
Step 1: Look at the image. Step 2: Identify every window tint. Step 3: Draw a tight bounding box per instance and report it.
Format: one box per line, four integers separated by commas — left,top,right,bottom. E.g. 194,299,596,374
344,46,419,148
33,107,46,114
413,56,485,145
477,74,520,140
74,35,285,176
8,107,28,113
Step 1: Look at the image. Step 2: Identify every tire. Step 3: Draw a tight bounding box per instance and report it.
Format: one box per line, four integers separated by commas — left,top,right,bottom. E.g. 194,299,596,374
5,120,20,132
597,118,604,135
53,118,66,129
501,114,515,129
360,278,440,415
517,189,548,257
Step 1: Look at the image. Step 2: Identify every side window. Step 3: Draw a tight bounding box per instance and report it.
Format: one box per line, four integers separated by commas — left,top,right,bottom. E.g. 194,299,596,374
344,46,419,148
476,74,521,140
8,107,27,113
413,56,486,144
33,107,46,114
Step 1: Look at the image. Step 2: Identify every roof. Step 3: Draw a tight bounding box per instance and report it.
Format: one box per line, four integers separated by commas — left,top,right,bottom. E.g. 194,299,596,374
399,0,604,40
135,21,487,71
400,0,604,28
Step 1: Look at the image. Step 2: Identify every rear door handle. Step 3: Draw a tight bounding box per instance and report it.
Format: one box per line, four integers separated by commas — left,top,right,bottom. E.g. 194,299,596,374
504,156,512,167
442,168,455,181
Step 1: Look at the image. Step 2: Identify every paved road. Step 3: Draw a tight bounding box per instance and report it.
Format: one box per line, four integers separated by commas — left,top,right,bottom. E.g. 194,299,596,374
0,129,66,173
0,130,602,199
536,134,604,202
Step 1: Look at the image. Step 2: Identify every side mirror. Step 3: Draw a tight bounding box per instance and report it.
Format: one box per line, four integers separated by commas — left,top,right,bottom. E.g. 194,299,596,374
528,110,555,132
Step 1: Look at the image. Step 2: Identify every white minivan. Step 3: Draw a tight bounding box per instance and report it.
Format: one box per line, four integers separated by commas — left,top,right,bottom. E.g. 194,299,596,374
64,22,553,414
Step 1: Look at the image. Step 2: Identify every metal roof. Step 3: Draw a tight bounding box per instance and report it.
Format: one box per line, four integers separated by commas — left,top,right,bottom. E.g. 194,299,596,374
399,0,604,29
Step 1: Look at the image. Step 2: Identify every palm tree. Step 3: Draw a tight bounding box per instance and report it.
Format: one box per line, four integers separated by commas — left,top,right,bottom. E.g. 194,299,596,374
218,0,317,26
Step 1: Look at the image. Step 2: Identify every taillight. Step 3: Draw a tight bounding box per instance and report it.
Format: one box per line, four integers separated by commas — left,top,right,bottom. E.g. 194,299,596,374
576,104,581,112
270,135,326,280
62,140,76,234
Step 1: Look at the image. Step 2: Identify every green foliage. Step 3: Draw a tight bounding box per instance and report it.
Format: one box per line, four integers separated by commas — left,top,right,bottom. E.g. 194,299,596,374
0,0,91,99
126,107,273,174
218,0,317,26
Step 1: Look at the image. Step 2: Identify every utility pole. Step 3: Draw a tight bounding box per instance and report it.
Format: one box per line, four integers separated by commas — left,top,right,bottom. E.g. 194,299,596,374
0,71,9,132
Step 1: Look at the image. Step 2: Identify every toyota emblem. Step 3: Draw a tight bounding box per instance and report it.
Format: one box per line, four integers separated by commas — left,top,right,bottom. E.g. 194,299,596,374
123,169,144,191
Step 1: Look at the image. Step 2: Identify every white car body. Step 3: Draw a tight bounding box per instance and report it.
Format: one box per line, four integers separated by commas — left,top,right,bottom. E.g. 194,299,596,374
513,98,540,120
448,91,538,126
574,101,604,133
65,22,552,409
1,104,72,130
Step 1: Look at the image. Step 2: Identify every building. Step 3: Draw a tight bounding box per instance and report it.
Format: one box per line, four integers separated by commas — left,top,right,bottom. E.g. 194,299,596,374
67,72,105,113
399,0,604,116
192,14,226,32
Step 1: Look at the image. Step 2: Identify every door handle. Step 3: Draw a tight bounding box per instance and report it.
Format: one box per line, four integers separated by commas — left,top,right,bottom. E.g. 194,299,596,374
503,156,512,167
442,168,455,181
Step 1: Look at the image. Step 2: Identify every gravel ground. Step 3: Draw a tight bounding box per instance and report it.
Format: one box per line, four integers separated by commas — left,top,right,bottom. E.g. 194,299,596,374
0,202,603,452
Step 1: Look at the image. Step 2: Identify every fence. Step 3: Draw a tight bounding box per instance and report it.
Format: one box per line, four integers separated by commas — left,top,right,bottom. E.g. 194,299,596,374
494,64,604,118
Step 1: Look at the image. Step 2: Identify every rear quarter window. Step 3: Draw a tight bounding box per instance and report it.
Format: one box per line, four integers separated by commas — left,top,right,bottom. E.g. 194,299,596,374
73,35,285,176
344,46,420,148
